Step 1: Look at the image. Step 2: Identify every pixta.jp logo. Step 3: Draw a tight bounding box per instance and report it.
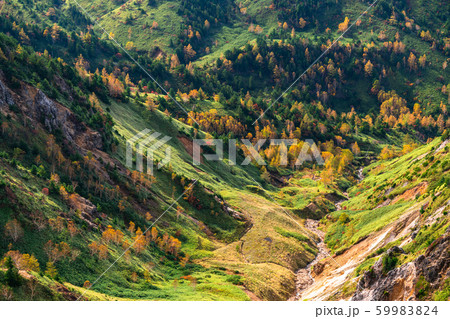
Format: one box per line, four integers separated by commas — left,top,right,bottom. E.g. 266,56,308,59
126,129,172,175
193,138,324,166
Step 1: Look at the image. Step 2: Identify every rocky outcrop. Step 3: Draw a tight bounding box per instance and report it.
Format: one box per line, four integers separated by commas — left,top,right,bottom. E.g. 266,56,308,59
324,192,347,203
1,77,103,153
68,193,99,229
293,198,333,219
415,231,450,290
0,80,14,107
268,170,290,187
352,230,450,301
33,89,65,132
30,89,103,151
225,206,246,221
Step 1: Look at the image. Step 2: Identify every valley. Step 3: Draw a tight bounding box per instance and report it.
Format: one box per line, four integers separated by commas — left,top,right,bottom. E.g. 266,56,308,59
0,0,449,302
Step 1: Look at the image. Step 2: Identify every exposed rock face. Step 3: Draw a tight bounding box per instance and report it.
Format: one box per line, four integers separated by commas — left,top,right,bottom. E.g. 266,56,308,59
267,170,290,187
294,202,328,220
225,206,246,221
415,231,450,290
33,89,68,132
68,193,99,229
0,80,14,107
1,78,102,153
30,89,103,150
0,77,103,153
352,230,450,301
324,192,347,203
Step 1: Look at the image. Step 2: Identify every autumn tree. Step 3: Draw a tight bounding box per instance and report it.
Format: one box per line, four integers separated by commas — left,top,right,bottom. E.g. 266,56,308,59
28,278,38,300
402,144,416,154
22,254,40,272
125,41,135,51
0,286,13,300
184,44,196,61
418,54,427,68
67,221,78,237
351,142,361,155
31,211,47,231
338,17,350,32
379,146,396,160
407,52,417,71
364,60,374,76
151,227,158,242
88,241,99,256
45,262,58,279
98,244,108,260
340,123,351,135
4,219,23,242
299,18,307,29
170,54,180,69
133,228,147,254
44,240,70,263
19,28,30,44
102,226,116,244
128,221,136,233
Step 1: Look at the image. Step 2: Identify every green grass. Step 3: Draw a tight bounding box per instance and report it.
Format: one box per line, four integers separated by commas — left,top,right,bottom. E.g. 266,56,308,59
433,278,450,301
325,137,450,252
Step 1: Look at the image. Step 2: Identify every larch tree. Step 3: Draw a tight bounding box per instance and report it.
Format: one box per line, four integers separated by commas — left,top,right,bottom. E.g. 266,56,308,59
170,54,180,69
418,54,427,68
338,17,350,32
128,221,136,234
45,262,58,279
351,142,361,155
299,18,307,29
4,219,24,242
407,52,417,71
364,60,374,76
184,44,196,61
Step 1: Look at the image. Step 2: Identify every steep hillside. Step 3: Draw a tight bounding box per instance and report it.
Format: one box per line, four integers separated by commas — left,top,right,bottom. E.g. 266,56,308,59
0,70,328,300
293,136,450,301
0,0,449,301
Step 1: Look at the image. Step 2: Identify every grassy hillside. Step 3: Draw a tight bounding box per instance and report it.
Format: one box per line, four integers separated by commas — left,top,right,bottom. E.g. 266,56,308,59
0,0,449,301
325,136,450,253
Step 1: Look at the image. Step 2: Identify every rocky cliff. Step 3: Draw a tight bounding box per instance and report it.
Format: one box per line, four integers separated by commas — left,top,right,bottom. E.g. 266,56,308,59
352,228,450,301
0,77,102,153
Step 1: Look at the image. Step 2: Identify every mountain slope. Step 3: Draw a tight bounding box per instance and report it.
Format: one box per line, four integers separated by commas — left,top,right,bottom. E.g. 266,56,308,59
0,0,449,301
295,136,449,300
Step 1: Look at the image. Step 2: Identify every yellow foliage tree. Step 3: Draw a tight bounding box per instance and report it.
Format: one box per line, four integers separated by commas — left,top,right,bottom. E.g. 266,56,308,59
338,17,350,32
